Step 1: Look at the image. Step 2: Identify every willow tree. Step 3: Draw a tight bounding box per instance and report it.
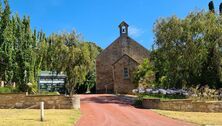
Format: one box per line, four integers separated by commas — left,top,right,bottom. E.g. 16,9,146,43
47,31,100,95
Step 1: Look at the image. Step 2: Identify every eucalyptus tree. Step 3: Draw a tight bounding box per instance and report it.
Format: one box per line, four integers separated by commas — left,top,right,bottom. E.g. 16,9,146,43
153,11,222,88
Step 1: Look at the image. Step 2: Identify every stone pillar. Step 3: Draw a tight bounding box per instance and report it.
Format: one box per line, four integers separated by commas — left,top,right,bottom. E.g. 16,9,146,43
72,95,80,109
1,81,4,87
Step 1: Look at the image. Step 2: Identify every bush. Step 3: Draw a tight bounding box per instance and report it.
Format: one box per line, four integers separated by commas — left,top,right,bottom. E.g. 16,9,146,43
0,87,18,93
188,85,222,101
37,91,60,95
133,93,144,108
133,59,155,88
133,88,188,101
133,85,222,101
143,93,186,100
0,87,11,93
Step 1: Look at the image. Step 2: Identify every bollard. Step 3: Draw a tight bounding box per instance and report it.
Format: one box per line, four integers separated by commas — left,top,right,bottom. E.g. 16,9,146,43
40,102,44,122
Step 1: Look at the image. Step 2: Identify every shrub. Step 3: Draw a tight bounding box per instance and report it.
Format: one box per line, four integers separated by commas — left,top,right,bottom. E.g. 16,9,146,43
0,87,11,93
133,93,144,108
133,59,155,88
0,86,18,93
37,91,60,95
133,85,222,101
188,85,222,101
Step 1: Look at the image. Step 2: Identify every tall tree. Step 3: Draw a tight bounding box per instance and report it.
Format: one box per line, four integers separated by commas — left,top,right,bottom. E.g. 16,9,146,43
153,11,222,88
0,0,13,84
47,31,101,95
209,1,215,13
220,3,222,15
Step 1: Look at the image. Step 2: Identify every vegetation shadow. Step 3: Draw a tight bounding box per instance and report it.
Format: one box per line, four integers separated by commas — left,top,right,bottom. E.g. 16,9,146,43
81,95,135,107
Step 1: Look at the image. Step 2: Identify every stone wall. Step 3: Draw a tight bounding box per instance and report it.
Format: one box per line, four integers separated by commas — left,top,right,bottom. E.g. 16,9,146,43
142,98,222,112
0,93,80,109
113,55,138,94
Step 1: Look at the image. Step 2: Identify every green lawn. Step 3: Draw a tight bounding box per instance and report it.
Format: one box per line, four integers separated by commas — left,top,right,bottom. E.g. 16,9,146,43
0,109,80,126
153,110,222,126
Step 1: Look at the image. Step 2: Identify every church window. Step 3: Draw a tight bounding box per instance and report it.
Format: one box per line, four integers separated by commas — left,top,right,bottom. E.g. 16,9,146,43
124,67,129,79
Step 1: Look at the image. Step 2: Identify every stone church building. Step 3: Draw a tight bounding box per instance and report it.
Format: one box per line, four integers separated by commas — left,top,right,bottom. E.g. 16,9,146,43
96,21,149,94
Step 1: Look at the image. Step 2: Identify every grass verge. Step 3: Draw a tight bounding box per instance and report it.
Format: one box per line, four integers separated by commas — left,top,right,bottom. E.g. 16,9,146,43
0,109,80,126
153,109,222,126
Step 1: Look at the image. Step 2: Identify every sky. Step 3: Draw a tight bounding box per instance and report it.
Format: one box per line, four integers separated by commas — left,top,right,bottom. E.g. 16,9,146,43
9,0,222,49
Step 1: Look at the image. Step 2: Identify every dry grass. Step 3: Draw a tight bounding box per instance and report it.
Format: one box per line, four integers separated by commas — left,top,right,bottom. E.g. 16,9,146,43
0,109,80,126
153,110,222,126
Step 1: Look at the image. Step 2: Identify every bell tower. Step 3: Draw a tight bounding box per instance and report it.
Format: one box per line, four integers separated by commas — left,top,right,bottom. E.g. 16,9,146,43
119,21,129,36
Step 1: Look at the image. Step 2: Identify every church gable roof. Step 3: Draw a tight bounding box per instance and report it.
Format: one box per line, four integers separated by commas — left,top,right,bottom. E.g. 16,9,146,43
96,21,149,62
96,36,121,59
112,54,139,66
118,21,129,28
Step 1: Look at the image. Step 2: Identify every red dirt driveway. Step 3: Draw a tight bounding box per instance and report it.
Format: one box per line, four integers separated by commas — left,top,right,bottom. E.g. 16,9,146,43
75,94,195,126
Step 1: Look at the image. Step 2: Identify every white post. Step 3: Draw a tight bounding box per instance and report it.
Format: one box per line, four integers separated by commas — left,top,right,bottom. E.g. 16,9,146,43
40,102,44,122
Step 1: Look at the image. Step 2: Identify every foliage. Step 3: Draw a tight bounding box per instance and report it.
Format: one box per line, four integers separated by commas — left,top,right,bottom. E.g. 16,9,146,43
220,3,222,15
209,1,215,13
152,11,222,89
133,93,144,108
133,88,187,101
142,94,186,100
0,86,18,93
46,32,101,95
133,86,222,101
133,59,155,88
0,87,11,93
0,0,41,92
36,91,60,95
188,85,222,101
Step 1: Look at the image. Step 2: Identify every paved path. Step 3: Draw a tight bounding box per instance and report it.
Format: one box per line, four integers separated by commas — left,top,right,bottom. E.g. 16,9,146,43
75,94,195,126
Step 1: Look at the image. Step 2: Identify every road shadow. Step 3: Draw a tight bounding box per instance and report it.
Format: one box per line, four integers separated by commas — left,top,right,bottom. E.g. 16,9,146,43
80,95,135,107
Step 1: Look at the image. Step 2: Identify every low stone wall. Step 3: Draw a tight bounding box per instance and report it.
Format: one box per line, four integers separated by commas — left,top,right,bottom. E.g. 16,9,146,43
0,93,80,109
142,98,222,112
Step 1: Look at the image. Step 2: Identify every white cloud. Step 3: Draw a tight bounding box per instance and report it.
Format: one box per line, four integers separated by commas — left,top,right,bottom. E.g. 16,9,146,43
128,26,144,38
